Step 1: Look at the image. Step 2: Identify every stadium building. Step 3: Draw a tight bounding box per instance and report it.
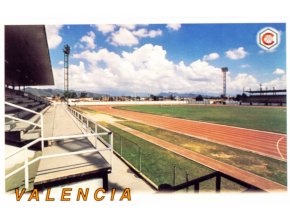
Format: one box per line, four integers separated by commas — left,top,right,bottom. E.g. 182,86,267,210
241,88,286,106
4,25,153,193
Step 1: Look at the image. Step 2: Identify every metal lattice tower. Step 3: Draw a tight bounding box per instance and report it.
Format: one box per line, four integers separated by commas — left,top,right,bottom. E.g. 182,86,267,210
221,67,228,98
63,44,71,95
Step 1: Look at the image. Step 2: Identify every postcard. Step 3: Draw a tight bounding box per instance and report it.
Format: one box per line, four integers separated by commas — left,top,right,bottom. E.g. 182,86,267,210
1,1,289,217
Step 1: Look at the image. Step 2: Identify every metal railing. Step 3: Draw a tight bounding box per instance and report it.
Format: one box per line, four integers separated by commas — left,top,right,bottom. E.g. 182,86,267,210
5,101,44,150
67,106,114,167
158,171,263,193
5,132,111,190
5,103,113,190
68,106,114,162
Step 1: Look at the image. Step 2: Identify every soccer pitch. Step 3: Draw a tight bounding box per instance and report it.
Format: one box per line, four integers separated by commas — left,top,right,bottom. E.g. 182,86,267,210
115,105,286,133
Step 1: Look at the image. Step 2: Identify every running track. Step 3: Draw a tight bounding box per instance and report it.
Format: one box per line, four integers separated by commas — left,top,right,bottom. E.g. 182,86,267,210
112,122,286,192
84,106,287,161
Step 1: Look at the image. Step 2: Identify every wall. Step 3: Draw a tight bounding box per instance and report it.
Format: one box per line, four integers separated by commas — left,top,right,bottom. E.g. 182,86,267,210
68,100,188,106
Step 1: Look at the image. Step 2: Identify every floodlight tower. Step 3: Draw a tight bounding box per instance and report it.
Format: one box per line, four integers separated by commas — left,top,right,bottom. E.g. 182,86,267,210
221,67,228,98
63,44,71,96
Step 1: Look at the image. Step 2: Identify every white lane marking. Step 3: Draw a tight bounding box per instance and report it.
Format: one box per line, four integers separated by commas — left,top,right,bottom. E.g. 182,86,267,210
276,136,286,160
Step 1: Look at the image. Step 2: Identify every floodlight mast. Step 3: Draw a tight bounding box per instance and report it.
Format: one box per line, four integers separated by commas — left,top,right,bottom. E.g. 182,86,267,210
221,67,228,98
63,44,70,100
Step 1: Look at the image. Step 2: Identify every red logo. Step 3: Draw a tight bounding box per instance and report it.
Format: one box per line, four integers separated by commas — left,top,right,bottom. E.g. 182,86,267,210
257,27,280,50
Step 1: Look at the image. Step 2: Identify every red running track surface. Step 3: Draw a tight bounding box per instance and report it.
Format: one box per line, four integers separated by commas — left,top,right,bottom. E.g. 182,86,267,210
84,105,287,161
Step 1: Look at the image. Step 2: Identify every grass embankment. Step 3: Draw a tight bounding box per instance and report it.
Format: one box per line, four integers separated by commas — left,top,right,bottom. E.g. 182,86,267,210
99,122,246,192
118,120,287,186
5,151,42,192
73,106,98,114
115,105,286,133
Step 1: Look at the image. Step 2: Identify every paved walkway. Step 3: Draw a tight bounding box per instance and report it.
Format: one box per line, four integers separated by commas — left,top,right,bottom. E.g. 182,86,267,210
39,104,154,192
110,122,286,192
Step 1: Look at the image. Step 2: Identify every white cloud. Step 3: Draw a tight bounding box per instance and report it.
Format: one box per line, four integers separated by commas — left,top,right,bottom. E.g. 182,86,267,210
228,73,259,93
70,44,225,94
225,47,248,60
263,74,286,89
64,44,286,95
45,25,63,49
273,68,286,75
80,31,96,49
166,24,181,31
95,24,116,34
97,24,163,47
109,28,139,47
74,42,84,50
51,61,87,90
118,24,136,30
203,52,220,61
240,64,250,68
133,28,162,38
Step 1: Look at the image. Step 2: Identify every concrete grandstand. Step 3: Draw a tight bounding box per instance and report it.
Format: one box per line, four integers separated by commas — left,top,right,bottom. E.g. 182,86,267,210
4,25,153,193
241,89,286,106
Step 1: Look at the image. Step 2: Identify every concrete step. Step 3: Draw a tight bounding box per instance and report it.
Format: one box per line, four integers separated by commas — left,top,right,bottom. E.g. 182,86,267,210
5,102,41,114
5,120,16,131
34,138,111,190
5,129,46,149
22,129,41,141
6,99,36,105
5,113,15,122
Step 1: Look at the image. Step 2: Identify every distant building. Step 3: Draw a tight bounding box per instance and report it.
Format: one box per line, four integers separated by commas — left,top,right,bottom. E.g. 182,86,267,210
241,89,286,106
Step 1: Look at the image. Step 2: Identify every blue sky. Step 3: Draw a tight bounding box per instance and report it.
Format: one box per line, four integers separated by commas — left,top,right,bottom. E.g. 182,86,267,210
45,23,286,96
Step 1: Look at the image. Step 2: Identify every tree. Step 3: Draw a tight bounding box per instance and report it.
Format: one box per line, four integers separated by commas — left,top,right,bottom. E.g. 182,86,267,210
71,92,77,98
234,94,242,101
196,94,204,101
63,91,71,98
220,94,226,99
80,92,87,98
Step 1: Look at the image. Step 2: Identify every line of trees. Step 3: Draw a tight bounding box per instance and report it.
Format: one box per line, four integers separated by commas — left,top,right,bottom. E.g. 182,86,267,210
63,91,88,99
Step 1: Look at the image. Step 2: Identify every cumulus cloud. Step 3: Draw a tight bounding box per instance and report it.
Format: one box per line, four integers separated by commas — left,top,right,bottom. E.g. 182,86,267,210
133,28,162,38
263,74,286,89
203,52,220,61
273,68,286,75
68,44,252,94
51,43,286,96
45,25,63,49
118,24,136,30
80,31,96,49
226,47,248,60
109,28,139,47
95,24,116,34
166,24,181,31
108,26,162,47
228,73,259,93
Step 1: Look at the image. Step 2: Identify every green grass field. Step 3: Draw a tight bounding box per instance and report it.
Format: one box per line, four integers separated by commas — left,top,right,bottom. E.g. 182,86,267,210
118,120,287,186
5,151,41,192
100,122,246,192
115,105,286,133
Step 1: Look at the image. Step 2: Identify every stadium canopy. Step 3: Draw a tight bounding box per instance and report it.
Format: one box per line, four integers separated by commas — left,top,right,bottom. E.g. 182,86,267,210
5,25,54,86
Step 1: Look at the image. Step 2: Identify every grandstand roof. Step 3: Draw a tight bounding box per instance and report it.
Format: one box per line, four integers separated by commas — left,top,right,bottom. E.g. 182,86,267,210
245,89,286,94
5,25,54,86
